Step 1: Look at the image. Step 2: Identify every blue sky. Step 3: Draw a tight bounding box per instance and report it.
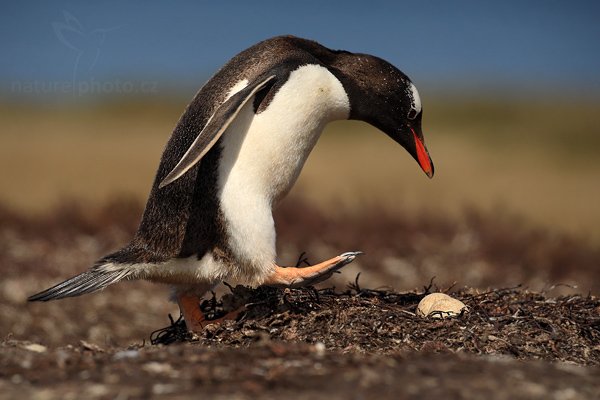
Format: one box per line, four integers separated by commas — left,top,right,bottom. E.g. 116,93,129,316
2,1,599,100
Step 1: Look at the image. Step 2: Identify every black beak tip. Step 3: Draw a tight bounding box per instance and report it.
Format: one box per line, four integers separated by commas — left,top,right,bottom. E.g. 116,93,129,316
427,160,435,178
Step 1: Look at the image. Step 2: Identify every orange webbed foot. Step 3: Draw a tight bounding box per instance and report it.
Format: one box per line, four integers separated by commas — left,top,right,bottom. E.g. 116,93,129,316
176,293,243,333
263,251,362,288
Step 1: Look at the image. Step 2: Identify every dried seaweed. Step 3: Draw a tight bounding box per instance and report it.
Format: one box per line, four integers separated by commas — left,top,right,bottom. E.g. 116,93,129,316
148,280,600,366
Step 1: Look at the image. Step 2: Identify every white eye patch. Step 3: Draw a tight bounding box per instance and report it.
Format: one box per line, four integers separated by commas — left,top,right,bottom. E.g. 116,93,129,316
408,82,421,120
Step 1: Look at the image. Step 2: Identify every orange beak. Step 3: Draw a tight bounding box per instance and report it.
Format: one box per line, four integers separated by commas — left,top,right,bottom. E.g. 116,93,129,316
411,128,434,178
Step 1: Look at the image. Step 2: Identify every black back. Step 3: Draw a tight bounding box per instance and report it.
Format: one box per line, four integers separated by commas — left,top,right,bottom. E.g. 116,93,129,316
103,35,420,265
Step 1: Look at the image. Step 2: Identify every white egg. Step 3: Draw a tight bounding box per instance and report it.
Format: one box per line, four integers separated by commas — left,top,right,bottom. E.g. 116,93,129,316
416,293,467,319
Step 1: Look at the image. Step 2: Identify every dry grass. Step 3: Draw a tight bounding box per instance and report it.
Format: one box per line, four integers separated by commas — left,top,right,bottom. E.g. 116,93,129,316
1,97,599,243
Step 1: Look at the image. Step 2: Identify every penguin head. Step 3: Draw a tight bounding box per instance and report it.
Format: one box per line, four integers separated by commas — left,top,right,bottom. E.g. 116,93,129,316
331,52,434,178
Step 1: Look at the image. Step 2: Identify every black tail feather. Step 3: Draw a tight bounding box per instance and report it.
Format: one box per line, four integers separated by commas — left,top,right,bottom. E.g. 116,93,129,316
28,266,132,302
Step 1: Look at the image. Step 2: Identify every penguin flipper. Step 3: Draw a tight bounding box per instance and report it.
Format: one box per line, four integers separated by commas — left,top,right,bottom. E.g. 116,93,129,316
28,263,133,302
159,74,277,188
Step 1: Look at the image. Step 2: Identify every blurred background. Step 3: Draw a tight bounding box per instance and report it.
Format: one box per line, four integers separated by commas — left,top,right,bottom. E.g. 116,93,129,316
1,1,600,344
1,0,600,315
2,1,599,238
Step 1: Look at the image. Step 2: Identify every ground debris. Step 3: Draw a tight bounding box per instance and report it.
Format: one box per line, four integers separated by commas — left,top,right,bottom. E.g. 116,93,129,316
2,335,599,399
148,283,600,366
3,199,600,398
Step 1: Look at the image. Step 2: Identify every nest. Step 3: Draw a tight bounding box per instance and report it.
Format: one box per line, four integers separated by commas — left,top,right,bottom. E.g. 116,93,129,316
150,278,600,366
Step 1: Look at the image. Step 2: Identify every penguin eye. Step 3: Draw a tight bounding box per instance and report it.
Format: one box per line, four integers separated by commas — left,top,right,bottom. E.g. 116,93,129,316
407,108,419,120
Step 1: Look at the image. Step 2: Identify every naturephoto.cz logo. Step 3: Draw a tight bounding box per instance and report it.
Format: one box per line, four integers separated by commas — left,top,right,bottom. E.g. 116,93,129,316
12,78,158,95
11,11,158,96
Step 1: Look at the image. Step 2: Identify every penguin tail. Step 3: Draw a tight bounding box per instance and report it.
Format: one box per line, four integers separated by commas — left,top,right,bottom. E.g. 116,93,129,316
28,262,134,302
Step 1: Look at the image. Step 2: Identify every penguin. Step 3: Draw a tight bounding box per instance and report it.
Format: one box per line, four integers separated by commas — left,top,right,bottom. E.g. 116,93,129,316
29,35,434,332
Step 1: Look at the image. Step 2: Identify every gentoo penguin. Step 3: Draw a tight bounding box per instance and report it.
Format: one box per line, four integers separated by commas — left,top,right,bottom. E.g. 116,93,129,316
29,35,434,332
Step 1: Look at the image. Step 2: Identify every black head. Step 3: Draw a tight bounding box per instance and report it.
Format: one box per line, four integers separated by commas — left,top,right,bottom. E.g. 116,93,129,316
327,51,434,178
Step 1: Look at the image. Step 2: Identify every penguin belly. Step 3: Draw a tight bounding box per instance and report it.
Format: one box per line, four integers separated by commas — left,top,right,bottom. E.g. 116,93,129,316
216,64,350,285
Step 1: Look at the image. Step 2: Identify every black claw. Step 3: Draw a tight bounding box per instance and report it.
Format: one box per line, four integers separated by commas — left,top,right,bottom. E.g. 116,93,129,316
294,251,311,268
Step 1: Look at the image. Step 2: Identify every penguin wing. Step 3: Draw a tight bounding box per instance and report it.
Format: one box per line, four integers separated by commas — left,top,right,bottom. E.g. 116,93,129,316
159,74,277,188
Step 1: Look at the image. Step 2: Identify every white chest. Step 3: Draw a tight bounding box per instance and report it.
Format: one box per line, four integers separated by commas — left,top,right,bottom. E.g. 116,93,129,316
219,65,350,202
216,64,350,270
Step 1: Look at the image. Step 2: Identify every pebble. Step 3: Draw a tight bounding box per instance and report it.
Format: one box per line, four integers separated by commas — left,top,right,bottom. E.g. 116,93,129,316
113,350,140,360
143,362,174,375
314,342,326,356
21,343,47,353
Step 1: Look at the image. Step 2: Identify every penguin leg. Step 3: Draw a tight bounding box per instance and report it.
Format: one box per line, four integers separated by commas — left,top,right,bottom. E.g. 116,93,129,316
176,293,206,333
263,251,362,288
176,293,243,333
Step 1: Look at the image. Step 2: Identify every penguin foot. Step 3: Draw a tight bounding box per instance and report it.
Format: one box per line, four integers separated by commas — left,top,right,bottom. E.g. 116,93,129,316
177,293,205,332
263,251,362,289
176,293,242,333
